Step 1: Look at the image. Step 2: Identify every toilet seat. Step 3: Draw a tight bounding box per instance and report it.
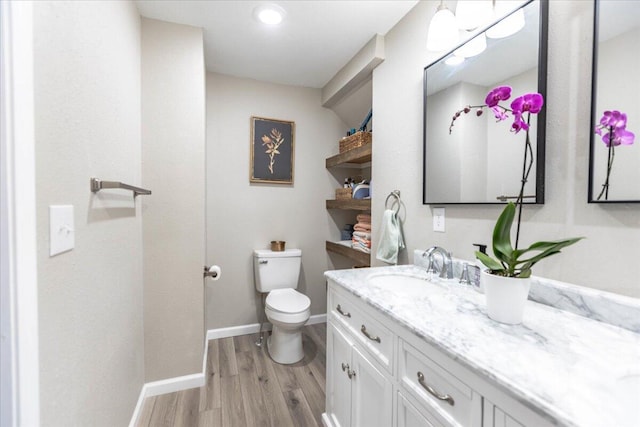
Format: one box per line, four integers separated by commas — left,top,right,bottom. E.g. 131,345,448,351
266,289,310,314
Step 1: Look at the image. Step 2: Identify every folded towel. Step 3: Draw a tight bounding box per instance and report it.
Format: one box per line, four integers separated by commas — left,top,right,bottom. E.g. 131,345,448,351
376,209,405,265
353,223,371,232
356,213,371,224
352,231,372,239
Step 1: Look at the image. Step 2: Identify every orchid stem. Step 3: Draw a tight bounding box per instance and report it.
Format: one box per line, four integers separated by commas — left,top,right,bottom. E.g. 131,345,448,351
515,114,533,250
597,126,615,201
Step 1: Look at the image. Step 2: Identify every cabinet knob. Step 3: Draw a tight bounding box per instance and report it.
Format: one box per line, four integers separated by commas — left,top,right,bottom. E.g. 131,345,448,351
341,362,349,372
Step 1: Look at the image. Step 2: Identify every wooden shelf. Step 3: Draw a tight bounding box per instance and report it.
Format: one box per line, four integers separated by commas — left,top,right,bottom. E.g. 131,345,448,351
326,199,371,211
325,143,372,168
326,241,371,266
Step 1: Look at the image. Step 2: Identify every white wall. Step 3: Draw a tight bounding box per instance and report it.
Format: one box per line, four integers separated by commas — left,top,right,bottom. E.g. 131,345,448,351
33,1,144,425
141,18,206,381
205,72,347,330
373,0,640,298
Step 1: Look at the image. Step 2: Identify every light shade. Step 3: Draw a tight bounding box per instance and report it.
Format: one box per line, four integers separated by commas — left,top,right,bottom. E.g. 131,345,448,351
454,33,487,58
426,3,459,51
455,0,493,31
486,5,525,39
253,4,286,25
445,55,465,66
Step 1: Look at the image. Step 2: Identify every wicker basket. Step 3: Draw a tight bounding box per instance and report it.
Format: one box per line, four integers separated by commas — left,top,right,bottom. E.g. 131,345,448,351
335,188,353,200
339,131,372,153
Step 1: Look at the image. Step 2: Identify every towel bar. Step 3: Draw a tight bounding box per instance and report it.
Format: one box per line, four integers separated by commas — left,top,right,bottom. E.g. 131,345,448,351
496,194,535,202
90,178,151,197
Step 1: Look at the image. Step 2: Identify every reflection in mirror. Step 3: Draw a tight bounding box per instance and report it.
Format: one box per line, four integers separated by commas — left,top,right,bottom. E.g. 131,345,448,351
423,0,547,204
588,0,640,203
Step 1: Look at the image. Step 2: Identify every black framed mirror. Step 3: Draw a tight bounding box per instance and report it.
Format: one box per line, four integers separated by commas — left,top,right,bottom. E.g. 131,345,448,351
588,0,640,203
423,0,548,205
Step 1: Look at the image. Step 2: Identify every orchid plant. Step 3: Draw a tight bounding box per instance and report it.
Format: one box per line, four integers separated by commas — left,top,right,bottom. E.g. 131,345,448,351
450,86,582,278
593,110,635,200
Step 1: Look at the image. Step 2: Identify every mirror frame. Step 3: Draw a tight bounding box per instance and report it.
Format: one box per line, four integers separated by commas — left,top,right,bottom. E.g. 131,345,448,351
422,0,548,205
588,0,640,203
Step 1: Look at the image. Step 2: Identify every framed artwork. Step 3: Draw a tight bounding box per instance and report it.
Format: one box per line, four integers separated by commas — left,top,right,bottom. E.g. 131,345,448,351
250,116,295,184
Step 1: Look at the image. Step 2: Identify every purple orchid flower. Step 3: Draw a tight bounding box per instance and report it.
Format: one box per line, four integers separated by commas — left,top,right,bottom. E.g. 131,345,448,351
602,128,635,147
600,110,627,130
491,106,508,121
509,93,544,134
485,86,512,108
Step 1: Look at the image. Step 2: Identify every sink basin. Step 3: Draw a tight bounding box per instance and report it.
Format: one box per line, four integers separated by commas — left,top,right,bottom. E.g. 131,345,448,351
366,273,433,296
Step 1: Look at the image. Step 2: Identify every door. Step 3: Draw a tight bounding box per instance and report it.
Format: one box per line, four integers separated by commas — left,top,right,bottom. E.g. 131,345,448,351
351,346,393,427
327,323,354,427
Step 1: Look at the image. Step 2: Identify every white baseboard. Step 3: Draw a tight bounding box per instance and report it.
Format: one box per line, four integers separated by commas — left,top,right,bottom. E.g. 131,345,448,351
206,313,327,340
322,412,334,427
130,314,327,426
128,336,209,427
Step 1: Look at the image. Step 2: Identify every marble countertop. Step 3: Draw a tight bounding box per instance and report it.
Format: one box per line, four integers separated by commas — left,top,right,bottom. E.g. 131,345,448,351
325,265,640,427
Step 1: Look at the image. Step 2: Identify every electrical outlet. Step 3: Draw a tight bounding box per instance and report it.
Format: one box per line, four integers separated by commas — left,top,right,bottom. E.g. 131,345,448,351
433,207,445,232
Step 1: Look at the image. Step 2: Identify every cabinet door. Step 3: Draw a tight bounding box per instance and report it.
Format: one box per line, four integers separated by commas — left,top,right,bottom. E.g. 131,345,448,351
398,392,440,427
351,346,393,427
327,323,354,427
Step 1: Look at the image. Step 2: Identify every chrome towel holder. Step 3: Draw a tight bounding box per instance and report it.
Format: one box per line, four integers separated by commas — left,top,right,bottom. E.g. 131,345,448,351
90,178,152,197
385,190,401,214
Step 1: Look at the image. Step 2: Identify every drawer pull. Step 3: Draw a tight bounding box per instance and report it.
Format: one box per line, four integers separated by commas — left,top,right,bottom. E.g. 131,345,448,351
360,325,381,343
341,362,349,372
417,372,454,406
336,304,351,318
348,369,356,379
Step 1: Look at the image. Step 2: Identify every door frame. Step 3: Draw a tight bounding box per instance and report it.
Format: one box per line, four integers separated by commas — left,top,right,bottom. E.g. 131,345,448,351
0,1,40,425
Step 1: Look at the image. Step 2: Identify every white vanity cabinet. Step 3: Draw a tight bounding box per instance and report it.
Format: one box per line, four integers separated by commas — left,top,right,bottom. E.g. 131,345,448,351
324,279,554,427
326,322,393,427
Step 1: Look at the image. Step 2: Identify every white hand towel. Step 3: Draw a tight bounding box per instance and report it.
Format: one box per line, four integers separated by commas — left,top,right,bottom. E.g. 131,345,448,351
375,209,406,265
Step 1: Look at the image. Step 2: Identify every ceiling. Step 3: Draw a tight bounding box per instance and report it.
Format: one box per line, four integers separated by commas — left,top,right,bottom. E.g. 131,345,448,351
134,0,418,89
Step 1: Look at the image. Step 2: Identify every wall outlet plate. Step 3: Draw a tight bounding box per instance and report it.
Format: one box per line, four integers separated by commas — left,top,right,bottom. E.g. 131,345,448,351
433,207,445,232
50,205,74,256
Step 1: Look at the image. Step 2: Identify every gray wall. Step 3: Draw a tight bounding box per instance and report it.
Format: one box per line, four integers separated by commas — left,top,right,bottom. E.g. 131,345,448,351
372,0,640,297
33,1,144,425
142,18,206,381
205,72,347,330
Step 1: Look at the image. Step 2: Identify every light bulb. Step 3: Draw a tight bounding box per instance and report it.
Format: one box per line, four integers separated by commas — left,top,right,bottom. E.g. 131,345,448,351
445,55,465,66
253,4,286,26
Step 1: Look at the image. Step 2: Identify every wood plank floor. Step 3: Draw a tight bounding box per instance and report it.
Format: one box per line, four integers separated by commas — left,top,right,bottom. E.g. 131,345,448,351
136,323,327,427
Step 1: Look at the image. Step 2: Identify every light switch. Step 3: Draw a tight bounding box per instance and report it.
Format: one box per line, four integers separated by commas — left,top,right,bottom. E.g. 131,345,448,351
433,207,445,232
50,205,74,256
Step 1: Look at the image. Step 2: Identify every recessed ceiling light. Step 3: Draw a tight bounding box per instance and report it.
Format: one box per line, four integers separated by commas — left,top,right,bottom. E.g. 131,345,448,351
253,4,286,26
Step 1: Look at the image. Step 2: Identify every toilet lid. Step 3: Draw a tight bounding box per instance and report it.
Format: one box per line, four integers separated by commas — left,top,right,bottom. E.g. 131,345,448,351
266,289,310,313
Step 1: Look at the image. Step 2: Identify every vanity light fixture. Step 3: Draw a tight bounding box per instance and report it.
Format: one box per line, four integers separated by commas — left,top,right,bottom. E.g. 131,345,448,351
454,33,487,58
445,55,465,66
253,3,286,26
426,1,459,52
455,0,493,31
427,0,526,52
486,1,525,39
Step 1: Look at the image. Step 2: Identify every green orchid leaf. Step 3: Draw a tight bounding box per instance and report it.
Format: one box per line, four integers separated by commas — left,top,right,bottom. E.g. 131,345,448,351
518,268,532,278
515,237,583,265
475,251,503,270
492,203,516,264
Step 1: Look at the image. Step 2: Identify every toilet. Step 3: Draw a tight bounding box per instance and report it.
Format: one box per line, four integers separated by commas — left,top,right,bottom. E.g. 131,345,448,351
253,248,310,364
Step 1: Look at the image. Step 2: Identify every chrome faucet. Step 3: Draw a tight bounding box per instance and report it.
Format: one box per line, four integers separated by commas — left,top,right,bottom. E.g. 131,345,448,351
421,246,453,279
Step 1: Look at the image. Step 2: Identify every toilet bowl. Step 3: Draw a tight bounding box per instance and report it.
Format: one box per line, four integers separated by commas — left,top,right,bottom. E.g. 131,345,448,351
253,249,310,364
265,288,311,364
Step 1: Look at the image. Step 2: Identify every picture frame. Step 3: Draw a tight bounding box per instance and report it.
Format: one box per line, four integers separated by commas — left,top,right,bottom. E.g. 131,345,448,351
250,116,295,184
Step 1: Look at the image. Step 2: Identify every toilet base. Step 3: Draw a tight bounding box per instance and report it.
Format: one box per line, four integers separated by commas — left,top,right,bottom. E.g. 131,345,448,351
267,325,304,364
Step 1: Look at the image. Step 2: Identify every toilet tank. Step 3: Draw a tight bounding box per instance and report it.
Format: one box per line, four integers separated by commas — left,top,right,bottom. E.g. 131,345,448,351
253,249,302,292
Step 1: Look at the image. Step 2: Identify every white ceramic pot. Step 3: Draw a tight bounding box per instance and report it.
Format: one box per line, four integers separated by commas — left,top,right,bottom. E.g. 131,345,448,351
481,270,531,325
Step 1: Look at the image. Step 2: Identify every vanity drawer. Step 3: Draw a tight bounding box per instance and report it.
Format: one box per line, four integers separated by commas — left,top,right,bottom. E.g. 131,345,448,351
328,286,394,373
399,339,481,427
